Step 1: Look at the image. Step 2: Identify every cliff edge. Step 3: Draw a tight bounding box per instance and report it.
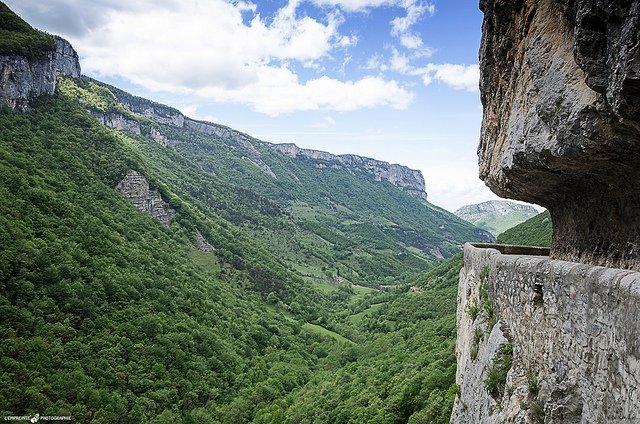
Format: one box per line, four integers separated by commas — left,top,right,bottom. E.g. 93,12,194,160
452,244,640,423
271,143,427,200
453,1,640,422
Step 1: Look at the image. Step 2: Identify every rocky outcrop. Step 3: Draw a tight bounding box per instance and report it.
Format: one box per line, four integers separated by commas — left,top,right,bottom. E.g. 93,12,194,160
0,36,81,111
452,243,640,423
478,0,640,269
52,37,80,78
150,127,169,147
116,170,175,227
104,84,185,127
271,143,428,200
195,230,215,252
183,118,277,177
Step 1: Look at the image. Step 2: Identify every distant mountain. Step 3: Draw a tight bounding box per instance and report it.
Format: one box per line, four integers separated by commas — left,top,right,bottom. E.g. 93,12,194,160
454,200,539,236
497,210,553,247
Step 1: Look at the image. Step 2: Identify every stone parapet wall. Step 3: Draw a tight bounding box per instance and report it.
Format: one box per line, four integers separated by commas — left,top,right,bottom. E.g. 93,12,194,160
452,243,640,423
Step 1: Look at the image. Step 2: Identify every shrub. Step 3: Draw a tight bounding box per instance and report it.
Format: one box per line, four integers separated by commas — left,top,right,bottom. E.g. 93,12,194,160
484,343,513,401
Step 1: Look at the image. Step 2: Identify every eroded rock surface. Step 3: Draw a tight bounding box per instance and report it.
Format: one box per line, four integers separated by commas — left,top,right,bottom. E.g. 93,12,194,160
478,0,640,269
195,230,215,252
116,170,175,227
89,111,141,135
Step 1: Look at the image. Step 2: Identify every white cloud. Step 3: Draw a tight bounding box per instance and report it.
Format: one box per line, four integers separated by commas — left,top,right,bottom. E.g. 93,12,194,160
388,0,435,52
312,116,338,128
390,1,435,36
311,0,396,12
177,104,219,123
422,64,479,92
311,0,435,53
362,54,384,70
200,69,413,116
337,34,359,48
387,48,414,73
382,50,479,92
399,33,423,49
46,0,412,116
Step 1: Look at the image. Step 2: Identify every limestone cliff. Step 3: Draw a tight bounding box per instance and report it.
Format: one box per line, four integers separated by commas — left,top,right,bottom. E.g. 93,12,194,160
452,243,640,423
478,0,640,269
0,36,80,111
456,201,537,223
456,1,640,422
271,143,428,200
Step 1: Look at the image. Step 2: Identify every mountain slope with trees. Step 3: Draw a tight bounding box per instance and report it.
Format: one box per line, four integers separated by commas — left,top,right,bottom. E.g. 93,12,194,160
496,211,552,247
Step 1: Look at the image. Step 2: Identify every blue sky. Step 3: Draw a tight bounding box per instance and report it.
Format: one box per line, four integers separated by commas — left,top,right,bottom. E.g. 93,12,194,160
8,0,514,211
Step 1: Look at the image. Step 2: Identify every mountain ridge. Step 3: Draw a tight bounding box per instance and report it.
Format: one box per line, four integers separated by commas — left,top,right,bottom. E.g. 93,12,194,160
454,200,538,236
85,78,429,200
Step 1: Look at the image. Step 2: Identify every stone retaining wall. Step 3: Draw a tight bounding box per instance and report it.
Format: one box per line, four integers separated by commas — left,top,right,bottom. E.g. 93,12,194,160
452,243,640,423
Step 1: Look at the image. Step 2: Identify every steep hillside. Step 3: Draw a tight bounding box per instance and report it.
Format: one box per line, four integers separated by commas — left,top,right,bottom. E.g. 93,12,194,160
62,76,492,288
454,200,538,236
496,211,552,247
0,95,334,422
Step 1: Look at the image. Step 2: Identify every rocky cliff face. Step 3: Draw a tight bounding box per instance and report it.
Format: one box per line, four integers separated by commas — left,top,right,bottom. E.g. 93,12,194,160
0,36,80,111
271,143,428,200
116,170,175,227
452,243,640,423
478,0,640,269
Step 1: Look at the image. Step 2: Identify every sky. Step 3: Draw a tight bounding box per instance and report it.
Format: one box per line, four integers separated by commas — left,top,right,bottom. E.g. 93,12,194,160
7,0,524,212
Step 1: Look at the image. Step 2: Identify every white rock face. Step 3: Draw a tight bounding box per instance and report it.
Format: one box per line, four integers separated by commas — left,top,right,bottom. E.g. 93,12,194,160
455,200,538,223
452,243,640,423
478,0,640,269
116,170,175,227
89,111,141,135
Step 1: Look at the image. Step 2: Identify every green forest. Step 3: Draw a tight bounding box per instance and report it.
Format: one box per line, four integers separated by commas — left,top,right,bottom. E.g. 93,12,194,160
0,88,465,423
0,3,55,60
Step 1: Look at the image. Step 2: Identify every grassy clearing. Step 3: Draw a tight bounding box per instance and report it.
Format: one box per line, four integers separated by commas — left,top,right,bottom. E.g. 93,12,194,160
187,249,221,276
302,323,355,345
347,302,386,325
